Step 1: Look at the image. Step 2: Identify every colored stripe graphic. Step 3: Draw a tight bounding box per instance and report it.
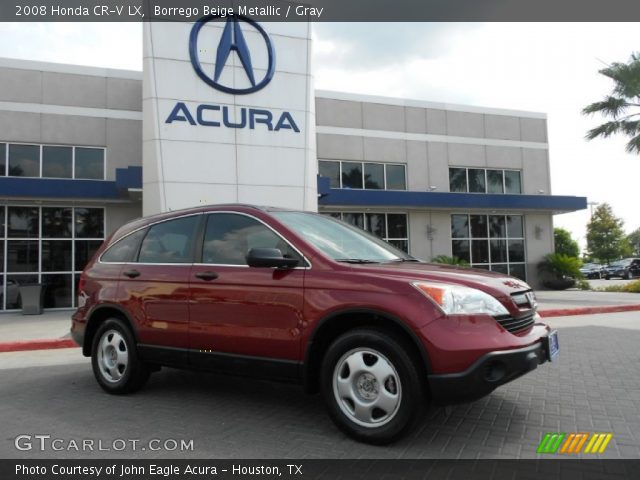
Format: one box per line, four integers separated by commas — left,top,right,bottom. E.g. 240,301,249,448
537,433,566,453
539,433,613,454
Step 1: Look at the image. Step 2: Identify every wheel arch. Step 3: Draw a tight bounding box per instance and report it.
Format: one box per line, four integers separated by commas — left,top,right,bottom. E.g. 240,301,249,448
302,308,432,394
83,304,138,357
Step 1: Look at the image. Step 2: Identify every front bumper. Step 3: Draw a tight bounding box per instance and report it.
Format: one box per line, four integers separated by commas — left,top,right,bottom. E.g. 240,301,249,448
428,340,548,405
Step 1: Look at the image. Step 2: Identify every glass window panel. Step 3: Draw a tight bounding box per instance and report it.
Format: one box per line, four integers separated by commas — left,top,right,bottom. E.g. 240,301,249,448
75,208,104,238
6,275,38,309
470,215,488,238
319,161,340,188
452,240,470,263
449,168,467,192
8,144,39,177
0,143,6,176
468,169,486,193
75,147,104,180
387,239,408,253
385,165,406,190
471,240,490,264
326,212,342,219
504,170,522,194
507,215,524,238
451,215,469,238
101,229,146,263
387,214,408,238
491,264,509,274
365,213,386,238
489,215,506,238
341,162,363,189
509,264,526,280
202,213,301,265
42,274,73,308
75,240,102,271
490,239,508,263
7,240,38,272
487,170,504,194
139,216,200,264
342,213,365,230
8,207,39,238
42,146,72,178
41,240,72,272
508,240,525,262
42,207,72,238
364,163,384,190
473,265,490,271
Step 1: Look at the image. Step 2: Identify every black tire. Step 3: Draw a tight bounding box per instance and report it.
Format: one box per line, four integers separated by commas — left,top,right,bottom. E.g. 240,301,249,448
626,270,633,280
605,276,610,280
320,328,426,444
91,317,150,394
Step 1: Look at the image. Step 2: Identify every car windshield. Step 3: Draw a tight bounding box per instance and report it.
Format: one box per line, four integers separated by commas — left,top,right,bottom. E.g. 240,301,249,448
272,211,415,263
610,260,631,267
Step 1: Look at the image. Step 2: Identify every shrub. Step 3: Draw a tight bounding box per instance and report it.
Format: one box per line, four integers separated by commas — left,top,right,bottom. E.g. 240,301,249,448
599,279,640,293
576,279,592,291
538,253,583,290
431,255,469,266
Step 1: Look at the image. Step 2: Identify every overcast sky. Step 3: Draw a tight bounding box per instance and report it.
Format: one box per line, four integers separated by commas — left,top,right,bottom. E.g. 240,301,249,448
0,22,638,249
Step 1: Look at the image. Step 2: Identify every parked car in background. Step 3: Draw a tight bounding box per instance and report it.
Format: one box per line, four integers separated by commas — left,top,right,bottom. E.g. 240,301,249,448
579,262,606,279
604,258,640,280
71,204,558,444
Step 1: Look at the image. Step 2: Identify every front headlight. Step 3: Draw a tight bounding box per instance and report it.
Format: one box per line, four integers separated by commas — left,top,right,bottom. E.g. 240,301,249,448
412,282,509,316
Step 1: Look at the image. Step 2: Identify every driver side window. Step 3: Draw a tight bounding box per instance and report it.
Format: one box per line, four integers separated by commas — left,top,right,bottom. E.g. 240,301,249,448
202,213,302,266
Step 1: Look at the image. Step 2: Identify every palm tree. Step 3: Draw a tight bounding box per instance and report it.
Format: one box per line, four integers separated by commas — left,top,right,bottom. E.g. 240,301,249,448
582,52,640,154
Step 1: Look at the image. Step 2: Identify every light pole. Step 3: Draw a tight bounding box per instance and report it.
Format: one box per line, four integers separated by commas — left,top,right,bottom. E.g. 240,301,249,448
587,201,599,218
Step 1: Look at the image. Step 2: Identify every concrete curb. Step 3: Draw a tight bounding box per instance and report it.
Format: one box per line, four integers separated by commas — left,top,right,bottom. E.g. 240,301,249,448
1,305,639,353
539,304,640,318
0,338,77,353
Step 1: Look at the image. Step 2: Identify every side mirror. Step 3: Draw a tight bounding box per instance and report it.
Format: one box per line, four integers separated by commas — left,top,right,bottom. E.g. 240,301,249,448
246,248,299,269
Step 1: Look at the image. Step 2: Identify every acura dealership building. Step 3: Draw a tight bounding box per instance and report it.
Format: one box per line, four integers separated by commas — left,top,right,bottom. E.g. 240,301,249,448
0,17,586,310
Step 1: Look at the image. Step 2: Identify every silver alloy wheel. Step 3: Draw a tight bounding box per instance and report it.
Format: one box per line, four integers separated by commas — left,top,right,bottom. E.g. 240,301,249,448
97,329,129,383
333,348,402,428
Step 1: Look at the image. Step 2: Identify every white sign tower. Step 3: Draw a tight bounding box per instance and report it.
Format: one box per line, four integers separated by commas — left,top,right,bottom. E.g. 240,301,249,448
143,15,317,215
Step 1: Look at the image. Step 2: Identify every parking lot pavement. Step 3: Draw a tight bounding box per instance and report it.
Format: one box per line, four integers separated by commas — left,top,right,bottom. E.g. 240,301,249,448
1,312,638,460
535,289,640,311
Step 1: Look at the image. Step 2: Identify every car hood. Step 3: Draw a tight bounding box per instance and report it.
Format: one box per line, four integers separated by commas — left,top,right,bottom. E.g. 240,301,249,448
350,262,532,300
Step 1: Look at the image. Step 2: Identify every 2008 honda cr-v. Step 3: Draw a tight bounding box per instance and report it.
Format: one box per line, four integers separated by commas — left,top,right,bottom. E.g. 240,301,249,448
72,204,559,444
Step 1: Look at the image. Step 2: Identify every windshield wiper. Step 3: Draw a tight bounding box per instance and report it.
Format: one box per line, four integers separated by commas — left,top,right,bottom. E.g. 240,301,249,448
335,258,381,264
389,258,420,263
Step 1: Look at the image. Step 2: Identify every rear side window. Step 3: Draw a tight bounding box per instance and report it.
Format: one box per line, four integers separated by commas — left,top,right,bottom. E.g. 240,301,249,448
138,216,200,264
101,229,146,263
202,213,302,266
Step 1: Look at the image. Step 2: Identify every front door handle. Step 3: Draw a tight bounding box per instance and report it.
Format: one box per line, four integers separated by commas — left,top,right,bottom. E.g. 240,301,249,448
123,269,141,278
195,271,219,281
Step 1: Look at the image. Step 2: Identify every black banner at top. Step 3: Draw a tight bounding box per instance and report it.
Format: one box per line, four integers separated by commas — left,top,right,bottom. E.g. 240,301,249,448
3,0,640,22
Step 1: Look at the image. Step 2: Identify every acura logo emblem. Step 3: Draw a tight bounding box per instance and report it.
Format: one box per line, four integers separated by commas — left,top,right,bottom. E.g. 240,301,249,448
189,14,276,95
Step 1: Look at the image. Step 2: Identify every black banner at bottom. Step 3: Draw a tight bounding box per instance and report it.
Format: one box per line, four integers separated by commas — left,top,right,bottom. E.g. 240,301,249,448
1,459,638,480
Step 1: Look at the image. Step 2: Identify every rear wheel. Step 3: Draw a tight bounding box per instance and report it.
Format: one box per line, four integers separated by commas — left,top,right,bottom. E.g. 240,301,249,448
627,270,633,280
91,317,150,394
320,328,426,444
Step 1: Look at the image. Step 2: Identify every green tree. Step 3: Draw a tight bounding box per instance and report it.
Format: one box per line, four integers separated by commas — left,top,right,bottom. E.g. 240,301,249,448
582,52,640,154
586,203,628,263
628,228,640,256
554,227,580,258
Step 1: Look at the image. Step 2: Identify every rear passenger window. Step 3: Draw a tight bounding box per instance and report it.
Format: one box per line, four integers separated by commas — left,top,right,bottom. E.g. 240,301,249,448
101,229,146,263
202,213,302,266
138,216,200,264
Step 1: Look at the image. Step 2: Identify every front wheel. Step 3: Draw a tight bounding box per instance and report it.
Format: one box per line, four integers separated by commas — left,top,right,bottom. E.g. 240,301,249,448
320,329,426,444
627,270,633,280
91,317,150,394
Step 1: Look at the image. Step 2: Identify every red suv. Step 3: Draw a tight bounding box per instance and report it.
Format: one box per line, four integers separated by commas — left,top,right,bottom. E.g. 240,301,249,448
72,204,558,444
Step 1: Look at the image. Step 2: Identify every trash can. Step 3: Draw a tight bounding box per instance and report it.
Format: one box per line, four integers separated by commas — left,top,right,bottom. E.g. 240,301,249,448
19,284,44,315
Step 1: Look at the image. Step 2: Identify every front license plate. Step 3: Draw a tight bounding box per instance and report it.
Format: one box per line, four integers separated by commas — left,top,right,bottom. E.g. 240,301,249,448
545,330,560,361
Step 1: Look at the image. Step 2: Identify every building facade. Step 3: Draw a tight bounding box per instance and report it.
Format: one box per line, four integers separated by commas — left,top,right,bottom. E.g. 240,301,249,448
0,51,585,310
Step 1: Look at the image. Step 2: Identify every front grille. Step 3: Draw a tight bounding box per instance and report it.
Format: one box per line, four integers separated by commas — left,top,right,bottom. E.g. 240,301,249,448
494,312,535,334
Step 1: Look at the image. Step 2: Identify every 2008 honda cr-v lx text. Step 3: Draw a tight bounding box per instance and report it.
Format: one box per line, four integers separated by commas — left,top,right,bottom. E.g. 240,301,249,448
71,204,559,444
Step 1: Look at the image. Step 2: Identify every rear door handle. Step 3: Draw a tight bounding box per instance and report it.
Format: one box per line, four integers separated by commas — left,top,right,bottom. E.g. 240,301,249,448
123,269,141,278
195,271,219,281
